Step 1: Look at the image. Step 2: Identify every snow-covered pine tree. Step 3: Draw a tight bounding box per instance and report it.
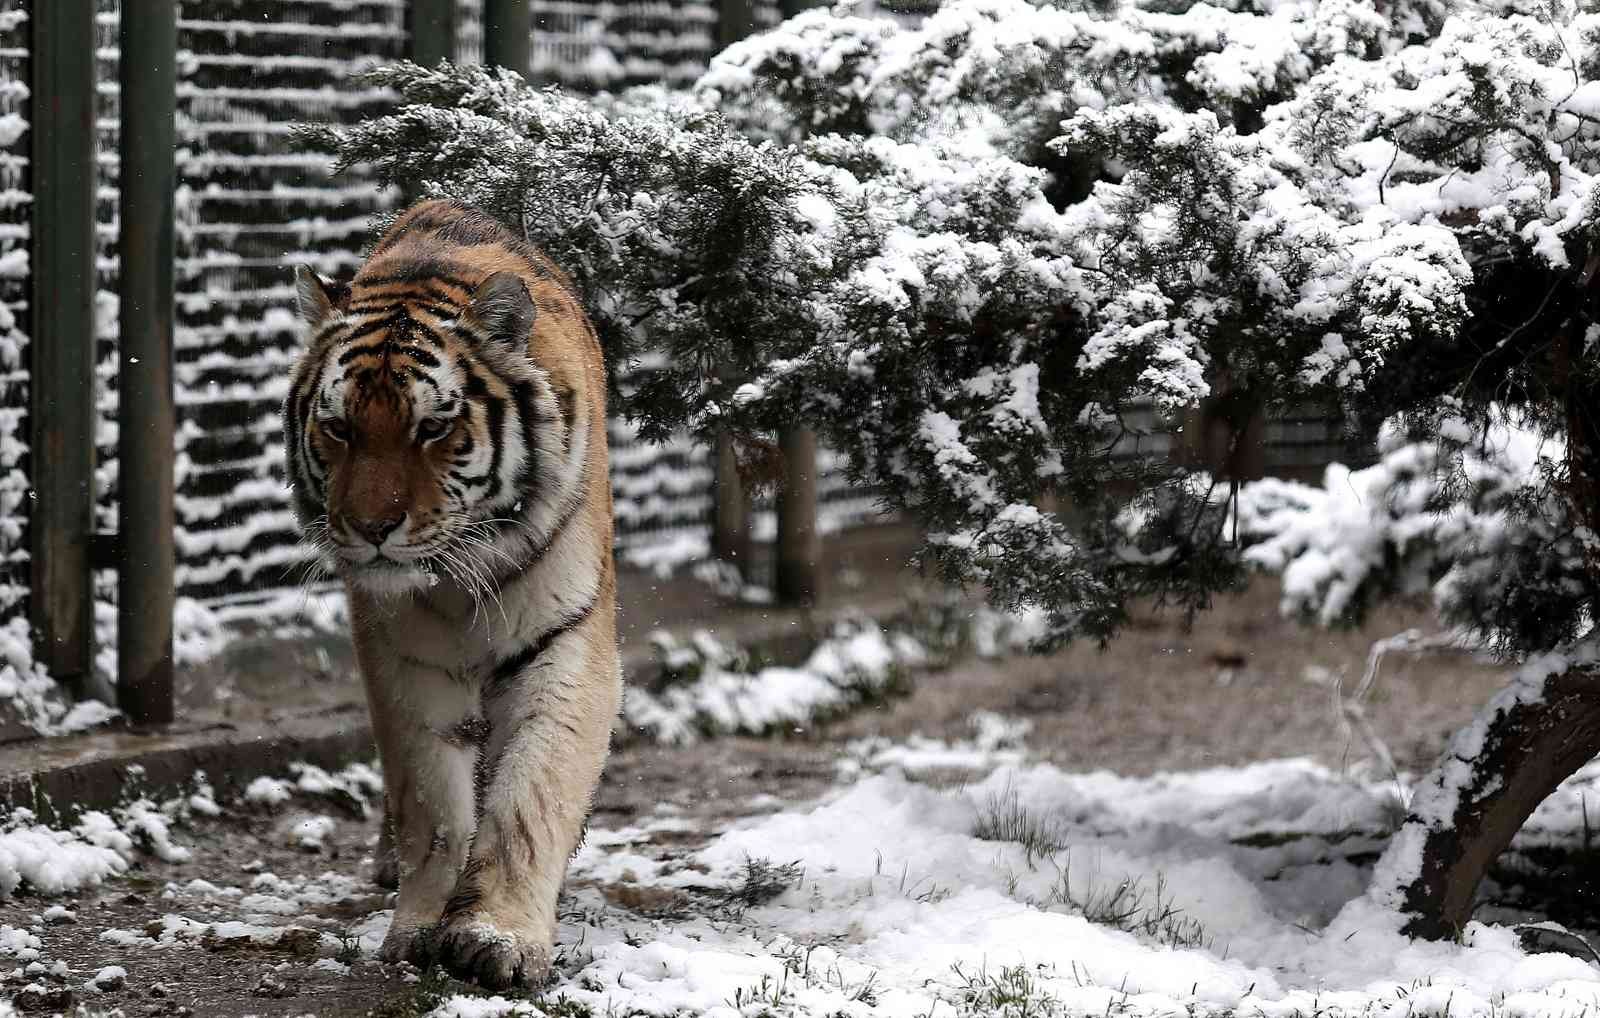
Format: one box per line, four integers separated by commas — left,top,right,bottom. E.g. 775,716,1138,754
311,0,1600,938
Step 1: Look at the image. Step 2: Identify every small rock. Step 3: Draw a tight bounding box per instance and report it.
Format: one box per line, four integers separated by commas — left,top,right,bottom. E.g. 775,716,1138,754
86,965,126,992
12,982,73,1013
39,906,74,926
148,982,169,998
286,814,338,854
252,973,296,999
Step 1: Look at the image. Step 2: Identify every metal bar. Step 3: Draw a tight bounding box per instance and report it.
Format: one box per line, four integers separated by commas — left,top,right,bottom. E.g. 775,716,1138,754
712,431,752,579
117,0,178,726
717,0,756,50
710,1,757,580
483,0,530,77
774,428,819,606
410,0,458,67
29,0,98,696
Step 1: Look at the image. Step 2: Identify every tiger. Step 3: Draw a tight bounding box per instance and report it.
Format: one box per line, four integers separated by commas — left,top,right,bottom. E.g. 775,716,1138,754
283,199,621,989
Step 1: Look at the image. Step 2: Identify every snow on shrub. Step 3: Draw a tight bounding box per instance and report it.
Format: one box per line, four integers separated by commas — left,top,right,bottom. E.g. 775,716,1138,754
624,624,924,744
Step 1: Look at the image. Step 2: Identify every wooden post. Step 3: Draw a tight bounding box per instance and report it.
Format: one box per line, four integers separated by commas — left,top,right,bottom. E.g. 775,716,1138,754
774,428,819,606
709,0,759,582
116,0,178,725
712,431,753,578
29,0,98,696
410,0,458,67
484,0,532,77
716,0,756,50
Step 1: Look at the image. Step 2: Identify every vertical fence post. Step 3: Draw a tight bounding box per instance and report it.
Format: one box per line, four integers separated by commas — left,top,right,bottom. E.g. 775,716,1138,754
484,0,531,77
716,0,756,49
116,0,178,726
712,432,752,578
29,0,99,697
774,428,818,606
711,2,756,584
410,0,458,67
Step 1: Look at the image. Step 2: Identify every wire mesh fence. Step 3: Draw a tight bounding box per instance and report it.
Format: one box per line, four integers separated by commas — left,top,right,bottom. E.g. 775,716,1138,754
0,0,887,654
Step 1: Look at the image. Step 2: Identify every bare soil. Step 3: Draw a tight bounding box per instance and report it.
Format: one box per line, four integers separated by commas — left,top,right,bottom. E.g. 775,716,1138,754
2,577,1519,1017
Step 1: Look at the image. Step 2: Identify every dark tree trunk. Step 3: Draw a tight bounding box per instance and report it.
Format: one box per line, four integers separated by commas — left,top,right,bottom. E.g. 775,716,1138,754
1374,251,1600,939
1375,663,1600,938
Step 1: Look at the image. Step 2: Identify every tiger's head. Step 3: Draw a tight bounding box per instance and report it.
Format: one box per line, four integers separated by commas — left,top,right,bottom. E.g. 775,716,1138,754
284,265,562,597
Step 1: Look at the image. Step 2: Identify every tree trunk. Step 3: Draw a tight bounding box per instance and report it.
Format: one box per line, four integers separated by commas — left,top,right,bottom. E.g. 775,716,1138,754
713,430,753,579
1372,251,1600,938
1366,653,1600,939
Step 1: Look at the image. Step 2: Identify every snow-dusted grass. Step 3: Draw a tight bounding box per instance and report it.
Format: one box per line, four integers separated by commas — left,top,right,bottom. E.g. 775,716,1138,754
14,724,1600,1015
403,731,1600,1018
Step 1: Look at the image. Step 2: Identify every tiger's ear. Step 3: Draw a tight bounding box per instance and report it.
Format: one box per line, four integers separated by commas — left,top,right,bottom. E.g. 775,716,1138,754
464,272,536,348
294,265,348,329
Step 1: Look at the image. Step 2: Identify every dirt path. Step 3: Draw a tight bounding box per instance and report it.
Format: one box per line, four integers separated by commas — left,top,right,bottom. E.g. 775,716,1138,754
2,580,1517,1016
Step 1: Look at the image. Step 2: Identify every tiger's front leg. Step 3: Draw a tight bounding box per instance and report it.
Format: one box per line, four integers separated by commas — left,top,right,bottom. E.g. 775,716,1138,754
428,614,621,990
349,601,481,965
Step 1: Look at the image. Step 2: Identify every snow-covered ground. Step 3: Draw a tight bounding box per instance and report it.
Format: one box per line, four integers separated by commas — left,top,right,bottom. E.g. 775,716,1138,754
7,717,1600,1017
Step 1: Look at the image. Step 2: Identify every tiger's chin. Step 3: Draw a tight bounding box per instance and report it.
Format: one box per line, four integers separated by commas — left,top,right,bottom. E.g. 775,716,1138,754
340,556,439,599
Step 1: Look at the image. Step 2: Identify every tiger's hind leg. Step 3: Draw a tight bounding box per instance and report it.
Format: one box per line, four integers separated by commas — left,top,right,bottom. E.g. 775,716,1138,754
427,619,621,990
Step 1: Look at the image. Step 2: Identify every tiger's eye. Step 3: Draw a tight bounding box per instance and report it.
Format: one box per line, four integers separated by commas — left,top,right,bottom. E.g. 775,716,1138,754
321,418,351,443
417,417,453,442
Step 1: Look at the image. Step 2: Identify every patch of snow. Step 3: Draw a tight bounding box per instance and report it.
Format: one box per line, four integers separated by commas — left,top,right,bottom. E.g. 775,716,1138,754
288,814,337,853
244,776,293,809
83,964,126,992
625,623,923,744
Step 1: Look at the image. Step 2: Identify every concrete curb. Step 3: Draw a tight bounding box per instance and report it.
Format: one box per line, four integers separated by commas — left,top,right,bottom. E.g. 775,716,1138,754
0,587,922,821
0,706,376,823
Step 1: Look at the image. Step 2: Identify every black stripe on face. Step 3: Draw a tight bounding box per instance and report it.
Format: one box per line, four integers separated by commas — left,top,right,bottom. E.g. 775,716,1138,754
508,380,546,497
350,282,463,306
484,595,600,697
336,343,388,366
290,356,331,499
458,360,507,499
357,266,476,292
346,299,461,322
392,344,442,368
339,315,400,347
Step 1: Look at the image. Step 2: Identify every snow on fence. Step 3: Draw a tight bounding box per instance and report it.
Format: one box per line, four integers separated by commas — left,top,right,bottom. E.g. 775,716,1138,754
1,0,869,650
0,2,26,631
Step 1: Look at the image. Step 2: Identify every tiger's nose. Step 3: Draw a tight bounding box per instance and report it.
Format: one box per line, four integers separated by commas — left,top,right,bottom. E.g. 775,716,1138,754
347,513,405,547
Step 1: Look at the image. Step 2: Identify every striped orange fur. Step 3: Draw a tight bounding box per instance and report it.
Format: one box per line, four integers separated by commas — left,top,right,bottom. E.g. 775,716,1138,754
285,199,621,989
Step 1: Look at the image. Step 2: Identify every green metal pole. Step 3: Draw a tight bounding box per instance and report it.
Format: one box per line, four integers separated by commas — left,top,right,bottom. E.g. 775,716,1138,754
29,0,98,697
483,0,531,77
716,0,755,50
117,0,178,726
410,0,458,67
774,428,819,607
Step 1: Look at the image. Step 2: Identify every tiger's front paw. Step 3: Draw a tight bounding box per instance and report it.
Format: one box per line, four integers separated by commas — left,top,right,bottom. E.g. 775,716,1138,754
377,924,428,965
431,918,551,990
